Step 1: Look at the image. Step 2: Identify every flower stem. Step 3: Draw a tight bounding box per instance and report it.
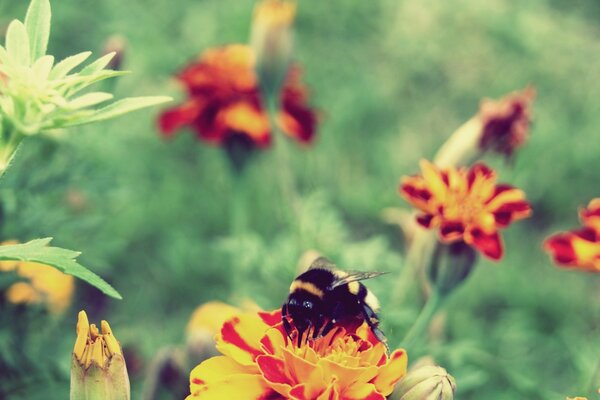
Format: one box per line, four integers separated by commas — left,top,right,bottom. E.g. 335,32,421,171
230,169,248,237
265,95,300,219
401,289,444,349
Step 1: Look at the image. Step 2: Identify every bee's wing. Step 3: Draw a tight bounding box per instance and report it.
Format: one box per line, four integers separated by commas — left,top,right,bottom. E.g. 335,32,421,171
330,271,389,289
308,257,337,271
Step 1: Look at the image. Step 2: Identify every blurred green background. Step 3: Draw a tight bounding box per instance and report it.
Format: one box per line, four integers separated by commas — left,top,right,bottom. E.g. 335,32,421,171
0,0,599,399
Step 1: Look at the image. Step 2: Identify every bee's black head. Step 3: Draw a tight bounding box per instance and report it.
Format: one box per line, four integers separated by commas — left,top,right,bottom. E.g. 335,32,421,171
282,293,323,345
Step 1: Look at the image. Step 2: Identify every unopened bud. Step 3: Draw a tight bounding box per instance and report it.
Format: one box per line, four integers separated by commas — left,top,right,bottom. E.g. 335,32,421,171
428,241,476,296
102,35,126,71
392,365,456,400
70,310,130,400
250,0,296,103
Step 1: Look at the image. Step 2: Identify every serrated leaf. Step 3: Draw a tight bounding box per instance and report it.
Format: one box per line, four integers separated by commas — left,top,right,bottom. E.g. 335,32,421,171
49,51,92,79
0,238,122,299
82,96,172,124
24,0,51,60
80,52,116,76
5,20,31,67
64,92,113,110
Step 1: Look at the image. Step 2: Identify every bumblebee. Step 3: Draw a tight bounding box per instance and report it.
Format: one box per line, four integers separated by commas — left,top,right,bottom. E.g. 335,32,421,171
281,257,387,347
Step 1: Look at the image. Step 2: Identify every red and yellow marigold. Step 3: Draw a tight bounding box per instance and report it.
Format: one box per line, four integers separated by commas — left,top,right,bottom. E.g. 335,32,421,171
400,160,531,260
478,86,535,157
158,44,317,148
544,198,600,273
186,309,407,400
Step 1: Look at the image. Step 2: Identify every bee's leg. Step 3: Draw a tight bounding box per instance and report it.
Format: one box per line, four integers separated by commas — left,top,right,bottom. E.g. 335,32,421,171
311,316,324,339
281,304,293,342
361,304,389,353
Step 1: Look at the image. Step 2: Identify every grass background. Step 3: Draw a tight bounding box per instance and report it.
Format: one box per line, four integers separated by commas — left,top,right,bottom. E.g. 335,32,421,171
0,0,599,399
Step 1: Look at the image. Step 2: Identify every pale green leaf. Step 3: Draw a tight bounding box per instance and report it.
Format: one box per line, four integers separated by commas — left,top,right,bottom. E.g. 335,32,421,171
64,92,113,110
83,96,172,124
24,0,51,60
0,238,122,299
60,96,171,127
5,20,31,66
31,55,54,81
80,52,116,76
49,51,92,79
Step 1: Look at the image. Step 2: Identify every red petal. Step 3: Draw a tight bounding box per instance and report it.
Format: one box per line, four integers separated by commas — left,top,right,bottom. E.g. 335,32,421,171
469,228,503,260
416,214,434,228
440,221,465,242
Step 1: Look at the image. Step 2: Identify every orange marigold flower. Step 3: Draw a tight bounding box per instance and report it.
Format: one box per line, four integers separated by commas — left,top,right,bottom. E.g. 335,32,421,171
479,86,535,157
400,160,532,260
186,309,407,400
158,44,317,148
544,198,600,273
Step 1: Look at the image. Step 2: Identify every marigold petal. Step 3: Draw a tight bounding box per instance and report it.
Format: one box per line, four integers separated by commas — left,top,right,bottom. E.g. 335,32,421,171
318,357,379,392
439,221,465,242
372,349,408,396
158,101,203,135
187,301,240,336
217,314,270,365
189,356,258,391
343,383,385,400
419,160,448,201
467,228,503,260
189,372,278,400
316,381,340,400
256,355,293,397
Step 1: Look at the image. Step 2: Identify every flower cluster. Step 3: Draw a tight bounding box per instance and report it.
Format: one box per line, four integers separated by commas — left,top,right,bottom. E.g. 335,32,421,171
400,160,531,260
158,44,317,149
186,309,407,400
545,198,600,273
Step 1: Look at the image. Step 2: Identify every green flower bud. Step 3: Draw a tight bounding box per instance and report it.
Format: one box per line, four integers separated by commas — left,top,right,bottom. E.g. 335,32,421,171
393,365,456,400
428,241,477,296
70,311,130,400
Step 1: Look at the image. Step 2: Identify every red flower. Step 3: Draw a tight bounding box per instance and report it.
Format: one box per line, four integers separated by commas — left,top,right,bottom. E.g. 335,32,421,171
158,44,316,148
479,86,535,157
544,198,600,273
400,160,532,260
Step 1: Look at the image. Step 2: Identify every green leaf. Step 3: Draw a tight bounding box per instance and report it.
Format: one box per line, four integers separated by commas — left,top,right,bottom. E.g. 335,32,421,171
5,20,31,66
0,238,122,299
49,51,92,79
65,92,113,110
65,96,171,126
31,55,54,81
24,0,51,60
80,52,116,76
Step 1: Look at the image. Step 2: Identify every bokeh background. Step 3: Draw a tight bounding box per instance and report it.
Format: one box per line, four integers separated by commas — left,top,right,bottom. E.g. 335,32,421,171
0,0,599,399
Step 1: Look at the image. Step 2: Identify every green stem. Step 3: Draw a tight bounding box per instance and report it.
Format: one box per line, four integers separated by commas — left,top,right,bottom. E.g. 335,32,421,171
401,289,444,349
265,95,300,219
229,169,248,238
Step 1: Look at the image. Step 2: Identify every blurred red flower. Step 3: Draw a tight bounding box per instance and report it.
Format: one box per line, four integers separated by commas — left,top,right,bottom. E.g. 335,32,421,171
479,86,535,157
400,160,532,260
158,44,316,148
545,198,600,273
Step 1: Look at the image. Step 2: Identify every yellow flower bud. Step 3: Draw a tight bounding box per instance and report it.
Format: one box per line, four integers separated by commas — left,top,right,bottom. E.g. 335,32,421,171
250,0,296,103
70,311,130,400
392,365,456,400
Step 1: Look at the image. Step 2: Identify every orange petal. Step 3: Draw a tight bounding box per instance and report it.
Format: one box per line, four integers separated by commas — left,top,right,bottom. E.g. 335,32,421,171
189,356,258,391
217,314,270,366
316,381,340,400
256,355,293,397
343,383,385,400
318,357,379,393
188,373,277,400
372,349,408,396
419,160,447,201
